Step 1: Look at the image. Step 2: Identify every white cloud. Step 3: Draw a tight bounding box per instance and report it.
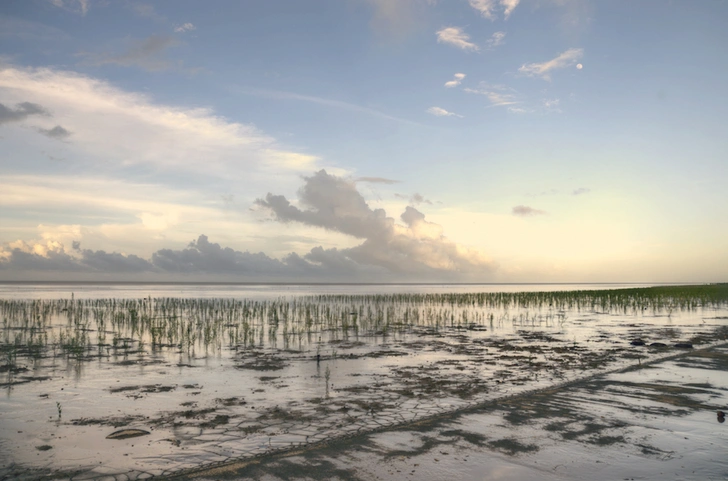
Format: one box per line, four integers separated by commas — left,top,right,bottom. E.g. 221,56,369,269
519,48,584,80
256,170,495,278
469,0,520,20
436,27,479,52
464,83,519,107
486,31,506,49
49,0,91,16
444,72,466,88
542,98,562,113
426,106,463,117
174,23,196,33
1,172,496,281
469,0,498,19
501,0,521,19
0,64,321,177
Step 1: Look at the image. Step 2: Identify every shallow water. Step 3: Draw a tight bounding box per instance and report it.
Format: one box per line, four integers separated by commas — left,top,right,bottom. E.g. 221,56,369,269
0,284,726,480
0,282,663,300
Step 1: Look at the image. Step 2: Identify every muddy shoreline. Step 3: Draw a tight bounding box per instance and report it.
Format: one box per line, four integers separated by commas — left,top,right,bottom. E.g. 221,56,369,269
1,287,727,480
167,343,728,481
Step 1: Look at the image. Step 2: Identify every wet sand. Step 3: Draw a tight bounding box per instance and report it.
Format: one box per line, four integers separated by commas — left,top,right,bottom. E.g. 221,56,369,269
171,344,728,481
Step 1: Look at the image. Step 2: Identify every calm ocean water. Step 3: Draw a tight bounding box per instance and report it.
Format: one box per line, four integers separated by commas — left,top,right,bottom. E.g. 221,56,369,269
0,282,669,300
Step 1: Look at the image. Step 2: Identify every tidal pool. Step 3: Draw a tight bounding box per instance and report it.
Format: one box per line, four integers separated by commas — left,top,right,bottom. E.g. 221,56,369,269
1,284,726,480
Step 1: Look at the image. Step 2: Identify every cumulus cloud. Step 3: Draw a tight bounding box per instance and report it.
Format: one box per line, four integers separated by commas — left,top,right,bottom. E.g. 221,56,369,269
444,72,466,88
469,0,520,20
256,170,495,278
174,23,196,33
519,48,584,80
37,125,72,140
0,234,384,281
0,102,49,124
0,239,153,273
512,205,547,217
1,173,497,280
151,235,287,275
464,83,518,107
436,27,479,52
78,35,181,71
427,106,462,117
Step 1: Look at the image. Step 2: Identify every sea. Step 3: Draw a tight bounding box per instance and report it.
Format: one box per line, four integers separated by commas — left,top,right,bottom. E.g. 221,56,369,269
0,282,674,300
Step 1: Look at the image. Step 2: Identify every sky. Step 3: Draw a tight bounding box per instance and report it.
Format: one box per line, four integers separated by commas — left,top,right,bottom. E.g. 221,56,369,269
1,0,727,283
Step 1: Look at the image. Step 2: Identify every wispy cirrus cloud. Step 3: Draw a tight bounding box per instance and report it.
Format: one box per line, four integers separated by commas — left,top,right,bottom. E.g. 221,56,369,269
0,16,71,42
436,27,479,52
49,0,91,16
239,87,422,127
542,98,562,113
128,2,165,21
427,106,463,118
444,72,466,88
0,64,322,176
78,35,181,71
464,82,519,107
469,0,521,20
572,187,591,196
366,0,435,39
355,177,400,185
519,48,584,80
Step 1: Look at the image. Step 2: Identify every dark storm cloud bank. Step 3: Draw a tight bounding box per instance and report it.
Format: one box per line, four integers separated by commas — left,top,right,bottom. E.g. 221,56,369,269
1,171,495,281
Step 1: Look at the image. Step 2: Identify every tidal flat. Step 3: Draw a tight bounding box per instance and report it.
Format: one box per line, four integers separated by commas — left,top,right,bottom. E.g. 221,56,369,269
1,284,727,480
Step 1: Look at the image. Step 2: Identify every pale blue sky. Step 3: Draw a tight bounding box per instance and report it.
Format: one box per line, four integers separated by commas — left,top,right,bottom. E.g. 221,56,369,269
1,0,726,282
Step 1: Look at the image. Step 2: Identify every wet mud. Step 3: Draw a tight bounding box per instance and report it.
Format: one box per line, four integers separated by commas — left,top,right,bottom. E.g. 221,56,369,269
1,287,727,480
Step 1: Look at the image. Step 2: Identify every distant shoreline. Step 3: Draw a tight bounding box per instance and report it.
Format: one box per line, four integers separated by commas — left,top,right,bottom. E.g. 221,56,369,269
0,281,698,286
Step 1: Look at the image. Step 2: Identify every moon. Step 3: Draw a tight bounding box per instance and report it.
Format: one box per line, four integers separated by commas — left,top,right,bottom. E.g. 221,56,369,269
576,63,583,70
